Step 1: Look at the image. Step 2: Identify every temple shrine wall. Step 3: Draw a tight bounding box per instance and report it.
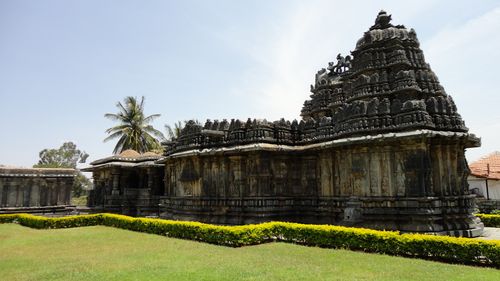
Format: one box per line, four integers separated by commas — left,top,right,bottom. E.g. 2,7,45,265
0,168,75,213
88,164,164,215
158,132,479,236
84,11,484,237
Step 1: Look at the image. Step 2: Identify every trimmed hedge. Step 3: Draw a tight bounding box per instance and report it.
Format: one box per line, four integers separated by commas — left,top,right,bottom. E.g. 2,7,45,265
477,214,500,228
1,213,499,268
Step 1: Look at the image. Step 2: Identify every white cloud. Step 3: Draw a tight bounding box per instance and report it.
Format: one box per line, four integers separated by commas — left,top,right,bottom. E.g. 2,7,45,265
424,7,500,59
423,6,500,161
218,1,500,161
225,0,438,120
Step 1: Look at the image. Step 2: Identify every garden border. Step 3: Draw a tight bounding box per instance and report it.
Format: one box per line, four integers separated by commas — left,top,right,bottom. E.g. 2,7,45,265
1,213,499,268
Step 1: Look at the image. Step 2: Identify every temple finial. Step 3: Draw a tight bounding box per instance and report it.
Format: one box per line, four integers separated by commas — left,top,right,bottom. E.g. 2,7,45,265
370,10,393,30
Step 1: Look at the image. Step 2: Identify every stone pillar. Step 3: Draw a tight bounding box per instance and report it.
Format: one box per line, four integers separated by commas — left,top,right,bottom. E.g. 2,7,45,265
216,156,225,198
16,181,24,207
30,178,40,207
49,179,58,205
164,165,171,196
147,168,154,190
8,181,18,207
166,163,178,196
208,157,216,196
229,156,243,197
431,143,443,196
39,181,47,206
64,178,72,205
111,168,120,195
0,179,4,207
56,179,64,205
23,181,31,207
380,146,392,196
303,155,318,196
325,152,335,196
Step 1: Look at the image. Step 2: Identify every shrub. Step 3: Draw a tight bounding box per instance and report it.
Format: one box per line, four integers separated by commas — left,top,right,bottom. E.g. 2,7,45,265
12,214,103,229
0,214,18,224
1,213,499,268
476,214,500,228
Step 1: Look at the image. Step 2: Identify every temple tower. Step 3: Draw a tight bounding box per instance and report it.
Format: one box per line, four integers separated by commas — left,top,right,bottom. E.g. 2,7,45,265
86,11,483,237
300,10,482,236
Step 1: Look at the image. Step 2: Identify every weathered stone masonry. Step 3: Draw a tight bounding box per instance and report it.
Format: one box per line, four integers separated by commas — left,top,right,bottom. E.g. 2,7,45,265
87,11,483,237
84,150,164,216
160,130,480,235
0,167,75,214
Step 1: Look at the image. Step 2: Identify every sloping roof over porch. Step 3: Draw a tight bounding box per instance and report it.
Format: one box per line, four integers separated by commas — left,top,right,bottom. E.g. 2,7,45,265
81,150,164,172
469,151,500,180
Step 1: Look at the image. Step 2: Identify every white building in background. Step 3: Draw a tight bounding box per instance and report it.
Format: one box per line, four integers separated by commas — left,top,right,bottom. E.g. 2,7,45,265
468,151,500,200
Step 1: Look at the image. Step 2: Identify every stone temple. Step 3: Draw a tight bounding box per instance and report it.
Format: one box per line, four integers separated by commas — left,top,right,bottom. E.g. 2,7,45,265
0,166,75,215
85,11,484,237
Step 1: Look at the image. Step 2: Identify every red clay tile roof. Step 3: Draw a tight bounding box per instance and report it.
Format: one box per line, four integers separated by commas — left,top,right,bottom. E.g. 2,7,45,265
469,151,500,180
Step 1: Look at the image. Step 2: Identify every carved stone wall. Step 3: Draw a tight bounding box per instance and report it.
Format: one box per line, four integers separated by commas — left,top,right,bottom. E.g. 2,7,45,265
87,11,483,237
0,168,75,213
159,132,481,236
155,11,483,237
88,166,164,216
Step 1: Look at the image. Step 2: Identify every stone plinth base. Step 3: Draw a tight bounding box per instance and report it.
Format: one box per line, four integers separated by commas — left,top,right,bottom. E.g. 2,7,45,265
155,195,483,237
0,205,75,216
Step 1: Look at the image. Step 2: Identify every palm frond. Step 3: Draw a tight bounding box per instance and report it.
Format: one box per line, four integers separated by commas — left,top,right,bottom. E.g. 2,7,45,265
103,131,124,142
105,96,164,154
111,135,127,154
143,114,161,123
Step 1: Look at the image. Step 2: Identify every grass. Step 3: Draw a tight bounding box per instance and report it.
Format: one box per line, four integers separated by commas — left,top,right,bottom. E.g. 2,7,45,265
70,195,87,206
0,224,499,281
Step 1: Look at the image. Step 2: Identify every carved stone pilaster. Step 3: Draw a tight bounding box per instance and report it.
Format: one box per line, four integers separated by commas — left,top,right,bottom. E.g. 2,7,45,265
111,168,121,195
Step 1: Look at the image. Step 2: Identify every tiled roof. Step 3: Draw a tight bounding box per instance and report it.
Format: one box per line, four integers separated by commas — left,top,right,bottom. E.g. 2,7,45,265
142,151,160,157
88,150,162,166
118,149,141,158
469,151,500,180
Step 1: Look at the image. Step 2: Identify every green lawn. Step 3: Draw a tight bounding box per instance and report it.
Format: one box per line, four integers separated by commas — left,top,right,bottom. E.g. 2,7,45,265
0,224,498,281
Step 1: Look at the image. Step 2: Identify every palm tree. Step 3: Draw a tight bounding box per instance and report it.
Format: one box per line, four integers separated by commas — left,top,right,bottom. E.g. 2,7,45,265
104,96,165,154
164,120,201,141
164,121,184,141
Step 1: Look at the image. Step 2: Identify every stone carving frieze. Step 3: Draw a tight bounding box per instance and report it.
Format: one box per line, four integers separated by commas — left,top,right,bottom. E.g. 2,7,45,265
164,11,469,156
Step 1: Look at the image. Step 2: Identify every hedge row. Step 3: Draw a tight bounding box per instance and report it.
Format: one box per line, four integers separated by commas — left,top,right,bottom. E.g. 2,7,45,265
477,214,500,228
1,213,499,268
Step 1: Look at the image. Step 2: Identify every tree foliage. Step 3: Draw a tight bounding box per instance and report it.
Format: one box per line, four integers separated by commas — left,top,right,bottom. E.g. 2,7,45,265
104,96,164,154
164,120,201,141
34,142,88,169
33,142,91,197
164,121,184,141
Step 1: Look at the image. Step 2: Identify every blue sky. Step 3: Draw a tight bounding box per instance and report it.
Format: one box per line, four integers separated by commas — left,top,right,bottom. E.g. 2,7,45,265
1,0,499,168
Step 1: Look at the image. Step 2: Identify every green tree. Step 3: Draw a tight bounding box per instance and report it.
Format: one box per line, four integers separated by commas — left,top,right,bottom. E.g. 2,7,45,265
104,96,164,154
164,120,201,141
34,142,89,168
33,142,91,197
164,121,184,141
